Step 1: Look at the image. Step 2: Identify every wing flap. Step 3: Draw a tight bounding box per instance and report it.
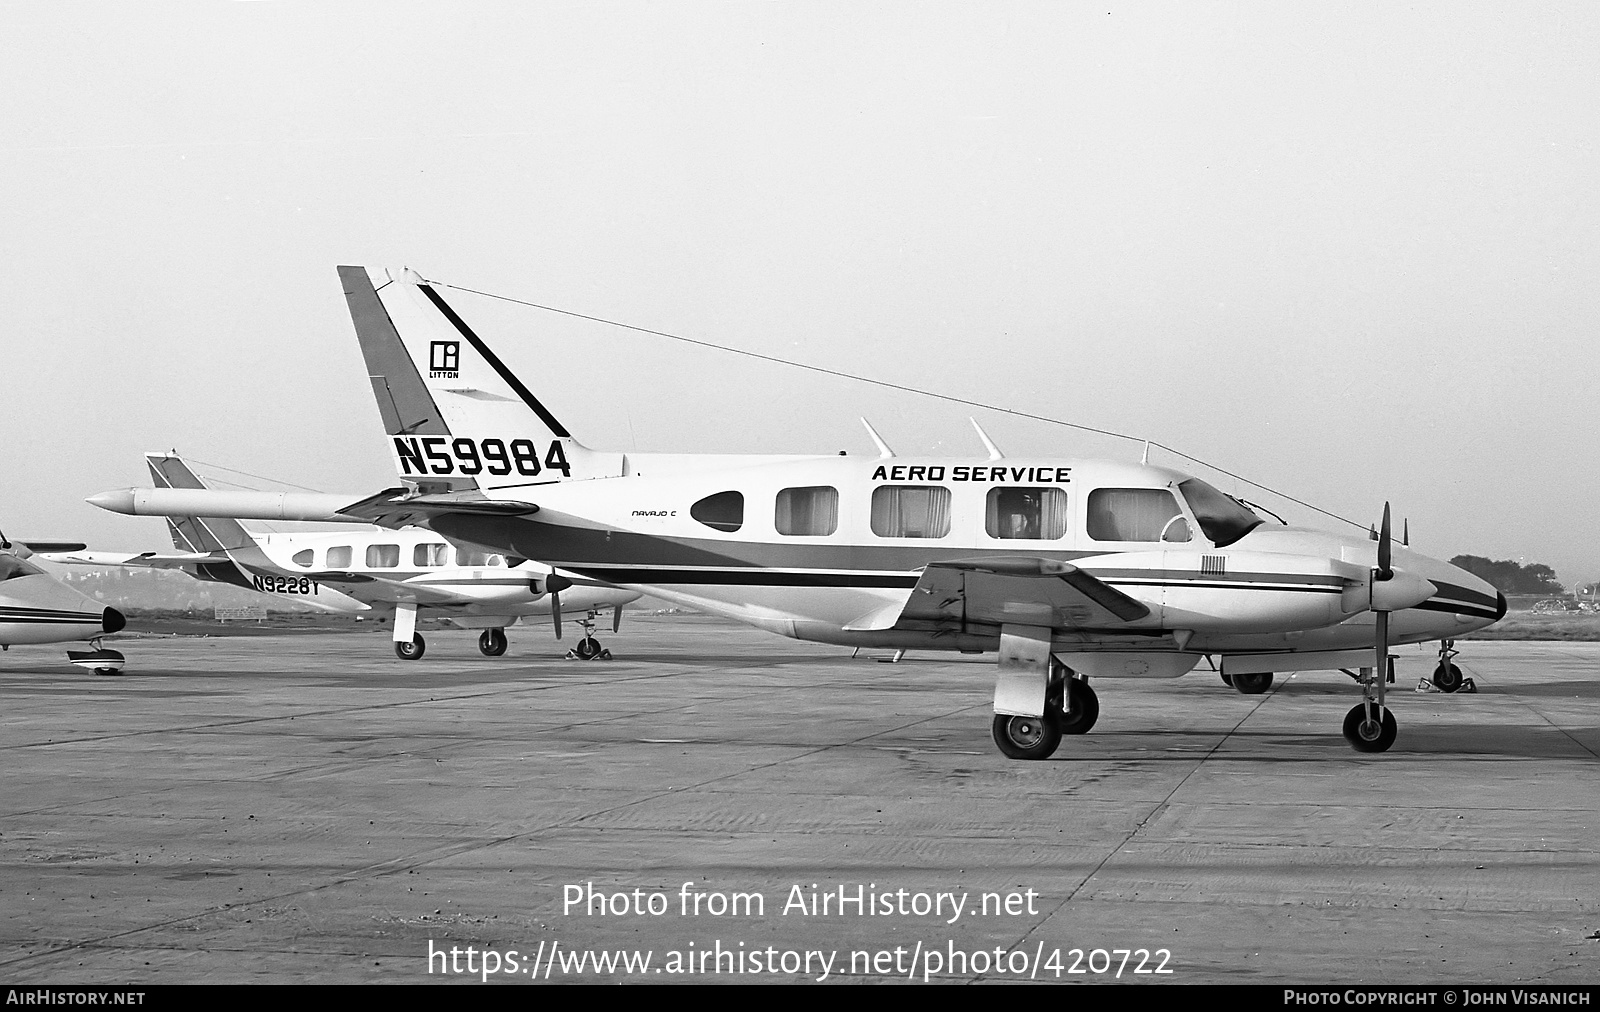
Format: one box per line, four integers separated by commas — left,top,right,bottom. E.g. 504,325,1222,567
875,557,1152,633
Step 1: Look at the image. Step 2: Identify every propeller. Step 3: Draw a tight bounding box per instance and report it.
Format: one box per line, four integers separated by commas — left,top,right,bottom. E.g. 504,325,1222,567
1373,502,1394,698
543,574,573,640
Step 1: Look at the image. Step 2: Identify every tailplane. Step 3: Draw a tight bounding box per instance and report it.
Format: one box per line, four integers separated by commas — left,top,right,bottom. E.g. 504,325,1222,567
338,266,623,492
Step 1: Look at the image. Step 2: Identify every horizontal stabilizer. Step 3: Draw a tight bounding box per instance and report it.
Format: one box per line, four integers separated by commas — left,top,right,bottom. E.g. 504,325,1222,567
39,550,234,569
334,488,541,530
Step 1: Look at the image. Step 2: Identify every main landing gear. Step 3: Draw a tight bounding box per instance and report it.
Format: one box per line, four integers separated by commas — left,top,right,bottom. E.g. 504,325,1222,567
478,628,508,657
395,634,425,661
991,661,1098,760
564,612,612,661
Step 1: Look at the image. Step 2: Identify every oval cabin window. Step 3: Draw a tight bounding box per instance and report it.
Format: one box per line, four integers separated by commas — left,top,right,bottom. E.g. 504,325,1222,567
691,491,744,533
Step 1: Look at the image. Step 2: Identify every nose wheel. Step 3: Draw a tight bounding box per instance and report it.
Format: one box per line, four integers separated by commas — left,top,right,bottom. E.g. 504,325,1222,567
564,612,612,661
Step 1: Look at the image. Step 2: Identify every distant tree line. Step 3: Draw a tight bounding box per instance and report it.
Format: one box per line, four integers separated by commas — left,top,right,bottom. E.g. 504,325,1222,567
1449,556,1564,595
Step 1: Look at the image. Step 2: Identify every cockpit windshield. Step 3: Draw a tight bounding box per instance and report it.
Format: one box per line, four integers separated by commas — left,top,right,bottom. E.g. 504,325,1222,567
1178,478,1264,548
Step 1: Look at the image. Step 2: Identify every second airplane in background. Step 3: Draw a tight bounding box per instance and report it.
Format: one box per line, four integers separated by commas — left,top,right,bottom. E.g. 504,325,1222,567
61,454,638,660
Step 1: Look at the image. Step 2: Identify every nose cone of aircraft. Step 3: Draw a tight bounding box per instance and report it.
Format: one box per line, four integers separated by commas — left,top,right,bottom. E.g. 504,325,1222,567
86,489,137,515
102,607,125,634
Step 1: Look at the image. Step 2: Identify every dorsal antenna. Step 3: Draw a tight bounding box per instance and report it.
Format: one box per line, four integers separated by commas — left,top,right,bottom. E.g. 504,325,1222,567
969,418,1004,460
860,418,895,459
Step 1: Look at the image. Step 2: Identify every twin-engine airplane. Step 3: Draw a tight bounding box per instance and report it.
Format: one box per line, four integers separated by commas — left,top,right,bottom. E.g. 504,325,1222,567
0,530,127,674
91,266,1508,757
77,454,637,660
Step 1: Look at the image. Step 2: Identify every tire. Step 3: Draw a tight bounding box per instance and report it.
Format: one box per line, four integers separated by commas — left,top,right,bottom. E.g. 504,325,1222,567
1432,662,1463,693
1233,671,1273,694
573,636,602,660
991,713,1062,760
479,629,508,657
1052,679,1100,735
1342,703,1397,753
1221,673,1234,687
395,634,426,661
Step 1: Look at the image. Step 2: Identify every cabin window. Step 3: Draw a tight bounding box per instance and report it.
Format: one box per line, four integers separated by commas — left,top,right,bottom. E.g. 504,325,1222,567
291,549,314,568
326,546,352,569
454,548,505,567
366,544,401,568
775,486,839,536
870,485,951,539
1086,488,1191,543
691,491,745,533
986,487,1069,540
414,543,449,567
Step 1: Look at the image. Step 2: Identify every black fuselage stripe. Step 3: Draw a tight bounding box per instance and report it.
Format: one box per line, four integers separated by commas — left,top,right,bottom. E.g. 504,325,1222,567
417,284,572,438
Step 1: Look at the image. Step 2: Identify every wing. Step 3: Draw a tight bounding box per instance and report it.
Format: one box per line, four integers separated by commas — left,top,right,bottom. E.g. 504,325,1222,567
846,556,1150,632
307,571,490,607
334,488,540,530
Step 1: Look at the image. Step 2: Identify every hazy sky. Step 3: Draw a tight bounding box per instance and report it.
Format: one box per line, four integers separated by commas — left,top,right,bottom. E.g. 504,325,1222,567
4,3,1597,582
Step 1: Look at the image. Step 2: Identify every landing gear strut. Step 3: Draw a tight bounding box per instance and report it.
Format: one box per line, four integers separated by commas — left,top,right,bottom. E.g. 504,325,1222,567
1051,666,1099,735
478,628,508,657
565,612,612,661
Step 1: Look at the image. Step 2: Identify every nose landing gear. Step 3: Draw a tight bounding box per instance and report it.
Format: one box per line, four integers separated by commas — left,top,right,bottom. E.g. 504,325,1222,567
564,611,612,661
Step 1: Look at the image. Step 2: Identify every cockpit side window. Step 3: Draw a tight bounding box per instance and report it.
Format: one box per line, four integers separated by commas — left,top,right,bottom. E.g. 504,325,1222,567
1177,478,1263,548
1086,488,1191,543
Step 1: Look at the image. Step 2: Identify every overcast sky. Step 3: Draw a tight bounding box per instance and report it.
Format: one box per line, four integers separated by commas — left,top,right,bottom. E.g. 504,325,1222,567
3,2,1596,582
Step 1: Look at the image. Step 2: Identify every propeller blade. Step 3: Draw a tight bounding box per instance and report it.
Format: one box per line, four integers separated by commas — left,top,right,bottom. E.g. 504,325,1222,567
612,604,623,634
1377,502,1393,580
543,574,572,641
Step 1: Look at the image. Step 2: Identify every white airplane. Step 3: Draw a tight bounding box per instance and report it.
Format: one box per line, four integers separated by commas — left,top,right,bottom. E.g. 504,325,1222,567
89,266,1508,757
0,531,127,674
71,453,638,661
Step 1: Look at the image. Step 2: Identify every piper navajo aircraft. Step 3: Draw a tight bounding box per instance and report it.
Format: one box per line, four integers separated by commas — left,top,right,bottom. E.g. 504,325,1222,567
0,530,127,674
90,266,1508,757
74,453,639,660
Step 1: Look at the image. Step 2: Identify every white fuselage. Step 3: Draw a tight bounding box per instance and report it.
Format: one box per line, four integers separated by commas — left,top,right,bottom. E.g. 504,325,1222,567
426,454,1503,666
237,527,635,623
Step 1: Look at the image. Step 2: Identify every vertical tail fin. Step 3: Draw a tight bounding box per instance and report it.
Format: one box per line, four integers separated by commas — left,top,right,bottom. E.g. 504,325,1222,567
144,453,269,588
337,266,623,491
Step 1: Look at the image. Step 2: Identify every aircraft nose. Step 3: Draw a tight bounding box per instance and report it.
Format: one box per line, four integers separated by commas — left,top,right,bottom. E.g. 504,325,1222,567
102,607,126,634
1495,591,1508,621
